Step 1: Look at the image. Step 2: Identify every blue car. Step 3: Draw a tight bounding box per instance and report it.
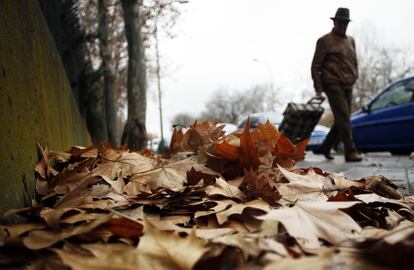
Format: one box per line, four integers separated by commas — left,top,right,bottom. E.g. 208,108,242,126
351,76,414,155
236,112,329,151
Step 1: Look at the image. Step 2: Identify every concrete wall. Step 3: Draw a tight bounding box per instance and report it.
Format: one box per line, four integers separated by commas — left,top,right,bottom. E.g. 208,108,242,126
0,1,91,217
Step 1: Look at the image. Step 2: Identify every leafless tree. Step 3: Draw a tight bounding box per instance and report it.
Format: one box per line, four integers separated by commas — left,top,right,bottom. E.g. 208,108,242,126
201,84,283,124
171,113,196,128
98,0,119,146
120,0,148,150
75,0,183,147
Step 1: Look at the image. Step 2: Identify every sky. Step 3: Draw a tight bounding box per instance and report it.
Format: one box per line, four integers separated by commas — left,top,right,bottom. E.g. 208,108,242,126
145,0,414,141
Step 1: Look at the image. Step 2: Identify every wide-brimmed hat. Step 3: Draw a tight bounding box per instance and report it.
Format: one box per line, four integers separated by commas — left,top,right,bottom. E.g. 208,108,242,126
330,7,351,22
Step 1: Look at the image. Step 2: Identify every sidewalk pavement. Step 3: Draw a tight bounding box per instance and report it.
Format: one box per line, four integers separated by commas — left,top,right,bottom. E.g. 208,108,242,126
297,152,414,196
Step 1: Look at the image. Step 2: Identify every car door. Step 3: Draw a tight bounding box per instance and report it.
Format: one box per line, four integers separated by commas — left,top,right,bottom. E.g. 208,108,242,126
352,79,414,150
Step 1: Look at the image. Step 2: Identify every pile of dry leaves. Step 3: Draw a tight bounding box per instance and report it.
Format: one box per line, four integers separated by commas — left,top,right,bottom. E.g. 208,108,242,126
1,120,414,269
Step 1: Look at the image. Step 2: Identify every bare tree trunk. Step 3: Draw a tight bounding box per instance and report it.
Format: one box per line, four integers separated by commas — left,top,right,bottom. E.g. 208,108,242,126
120,0,147,150
85,88,108,144
98,0,119,146
79,61,108,144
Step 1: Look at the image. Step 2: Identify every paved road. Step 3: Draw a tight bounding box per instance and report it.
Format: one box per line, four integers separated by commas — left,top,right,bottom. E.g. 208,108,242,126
297,152,414,195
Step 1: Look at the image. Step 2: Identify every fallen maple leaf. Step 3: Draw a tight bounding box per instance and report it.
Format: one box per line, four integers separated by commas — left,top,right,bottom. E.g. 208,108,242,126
170,127,185,153
250,120,281,156
239,117,260,170
214,136,240,161
186,167,219,186
23,214,113,249
214,199,270,225
93,148,158,182
273,135,308,168
55,220,207,270
204,178,245,201
239,170,281,206
276,165,334,204
104,218,143,238
170,121,225,154
257,201,362,248
124,157,197,194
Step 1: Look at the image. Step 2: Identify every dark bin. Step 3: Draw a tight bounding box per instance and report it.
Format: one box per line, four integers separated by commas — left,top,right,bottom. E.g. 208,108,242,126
278,96,325,144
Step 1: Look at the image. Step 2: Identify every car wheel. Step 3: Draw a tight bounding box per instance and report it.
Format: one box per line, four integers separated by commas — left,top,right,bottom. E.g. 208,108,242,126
390,150,412,156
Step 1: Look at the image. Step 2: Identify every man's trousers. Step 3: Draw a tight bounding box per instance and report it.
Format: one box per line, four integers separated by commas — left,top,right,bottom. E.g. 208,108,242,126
321,83,358,154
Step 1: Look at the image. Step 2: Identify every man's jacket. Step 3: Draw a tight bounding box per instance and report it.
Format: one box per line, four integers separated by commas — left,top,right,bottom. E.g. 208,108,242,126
311,30,358,92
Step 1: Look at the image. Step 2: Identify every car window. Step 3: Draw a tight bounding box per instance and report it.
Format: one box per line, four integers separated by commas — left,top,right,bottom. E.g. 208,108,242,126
370,81,413,111
406,79,414,93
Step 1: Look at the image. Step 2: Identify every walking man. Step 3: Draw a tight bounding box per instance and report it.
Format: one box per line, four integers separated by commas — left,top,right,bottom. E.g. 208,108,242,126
311,7,362,162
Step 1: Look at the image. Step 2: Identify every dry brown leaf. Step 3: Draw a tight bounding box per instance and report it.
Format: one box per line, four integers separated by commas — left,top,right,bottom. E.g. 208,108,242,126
330,173,365,190
54,243,139,270
258,238,289,256
355,222,414,269
53,184,95,209
60,212,110,225
124,157,196,194
355,193,410,209
55,220,207,270
194,199,236,221
35,143,59,181
52,164,93,194
277,166,334,204
205,178,245,201
23,214,113,249
40,207,85,229
239,170,281,206
212,234,259,258
69,145,99,158
364,175,403,199
0,223,46,244
26,254,69,270
263,248,392,270
186,165,220,186
146,213,236,240
0,227,7,245
93,149,157,181
194,198,269,227
215,199,270,225
170,121,225,154
258,201,362,248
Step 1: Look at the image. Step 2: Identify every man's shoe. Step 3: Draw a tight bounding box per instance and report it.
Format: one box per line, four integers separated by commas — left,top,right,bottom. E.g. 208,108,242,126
313,148,334,160
345,152,363,162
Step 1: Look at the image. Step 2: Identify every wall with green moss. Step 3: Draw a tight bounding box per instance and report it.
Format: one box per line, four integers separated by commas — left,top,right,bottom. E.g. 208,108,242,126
0,1,91,217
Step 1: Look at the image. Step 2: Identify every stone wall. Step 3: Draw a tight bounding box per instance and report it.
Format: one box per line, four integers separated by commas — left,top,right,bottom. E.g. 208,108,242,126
0,1,91,218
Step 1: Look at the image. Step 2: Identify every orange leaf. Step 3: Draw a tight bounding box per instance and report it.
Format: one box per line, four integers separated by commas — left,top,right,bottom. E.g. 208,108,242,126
251,120,281,156
215,141,240,160
170,128,184,153
273,135,309,168
239,117,260,170
104,218,144,238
